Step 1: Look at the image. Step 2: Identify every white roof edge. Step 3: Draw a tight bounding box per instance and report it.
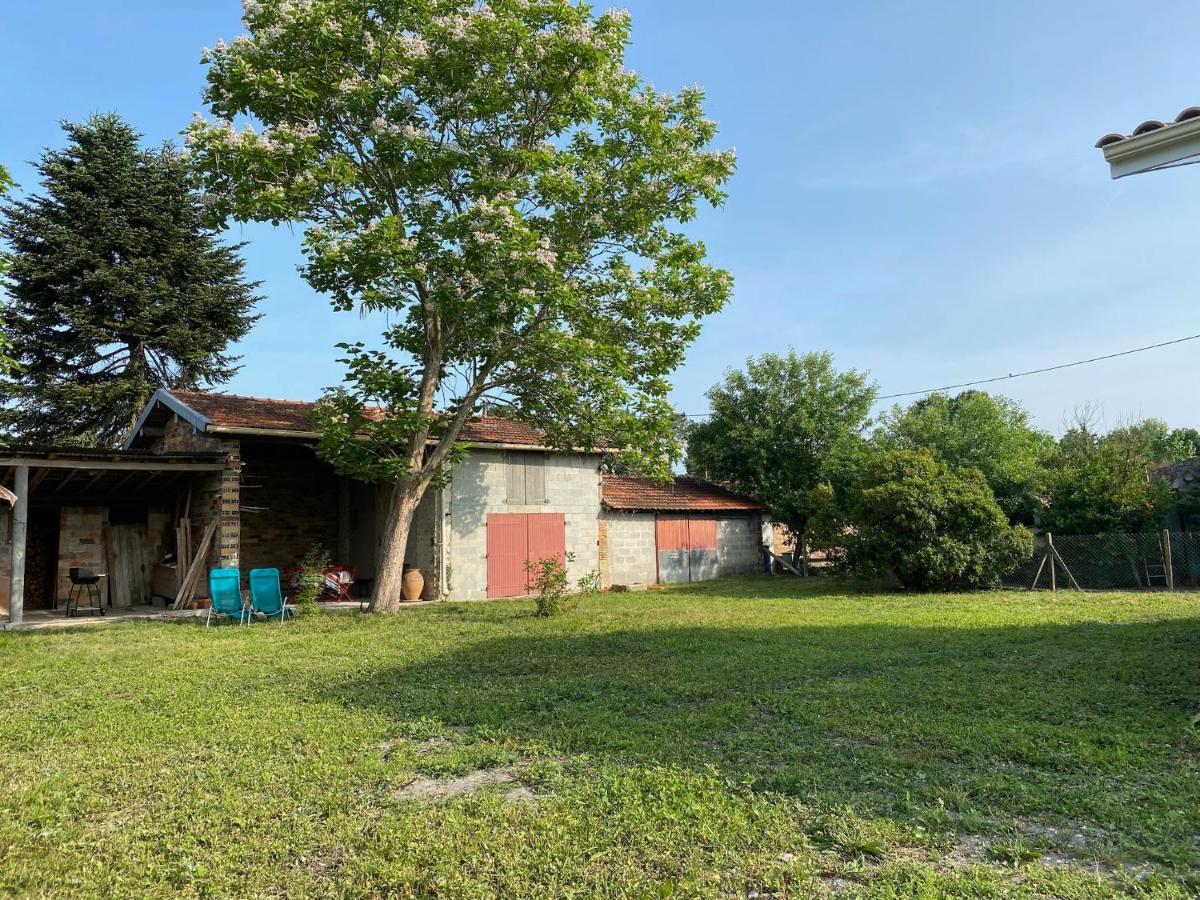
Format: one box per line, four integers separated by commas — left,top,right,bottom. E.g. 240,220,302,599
121,388,212,449
1100,116,1200,179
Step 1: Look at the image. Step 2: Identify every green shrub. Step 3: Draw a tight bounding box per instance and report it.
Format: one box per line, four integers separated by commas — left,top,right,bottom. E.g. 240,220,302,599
576,569,602,595
294,544,332,612
849,449,1032,591
526,552,577,617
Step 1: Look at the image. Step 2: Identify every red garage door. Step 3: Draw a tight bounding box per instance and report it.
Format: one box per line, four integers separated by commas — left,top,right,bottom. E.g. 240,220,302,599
656,515,718,583
487,512,567,598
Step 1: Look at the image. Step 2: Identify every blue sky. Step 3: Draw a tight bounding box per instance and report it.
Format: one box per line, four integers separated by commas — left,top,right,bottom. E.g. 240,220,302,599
2,1,1198,434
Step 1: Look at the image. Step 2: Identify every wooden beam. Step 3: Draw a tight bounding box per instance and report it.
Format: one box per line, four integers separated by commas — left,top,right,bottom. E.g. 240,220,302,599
0,458,225,472
110,471,140,494
81,470,109,493
9,466,28,626
28,468,50,492
54,469,78,494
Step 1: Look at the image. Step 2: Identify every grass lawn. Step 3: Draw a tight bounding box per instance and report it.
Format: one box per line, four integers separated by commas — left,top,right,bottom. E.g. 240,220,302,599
1,579,1198,898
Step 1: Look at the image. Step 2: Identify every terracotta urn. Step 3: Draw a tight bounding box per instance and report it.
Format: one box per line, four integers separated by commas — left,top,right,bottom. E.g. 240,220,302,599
401,566,425,603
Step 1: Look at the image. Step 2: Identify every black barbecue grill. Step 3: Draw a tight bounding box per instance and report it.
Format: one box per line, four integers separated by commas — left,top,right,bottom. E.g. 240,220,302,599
66,568,106,617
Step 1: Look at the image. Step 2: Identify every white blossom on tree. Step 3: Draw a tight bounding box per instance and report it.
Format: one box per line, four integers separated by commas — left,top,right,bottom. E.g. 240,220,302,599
187,0,736,611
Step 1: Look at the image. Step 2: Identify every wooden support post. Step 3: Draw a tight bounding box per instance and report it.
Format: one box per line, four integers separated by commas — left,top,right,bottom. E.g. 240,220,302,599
1030,551,1048,590
1047,532,1057,592
1163,529,1175,592
9,466,29,627
1053,544,1083,592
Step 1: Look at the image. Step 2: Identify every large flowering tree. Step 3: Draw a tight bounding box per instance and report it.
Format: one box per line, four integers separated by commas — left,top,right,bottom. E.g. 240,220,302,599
187,0,735,611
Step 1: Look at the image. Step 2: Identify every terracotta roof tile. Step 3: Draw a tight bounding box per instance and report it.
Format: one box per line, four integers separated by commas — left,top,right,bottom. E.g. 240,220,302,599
166,389,548,447
602,475,767,512
1095,105,1200,147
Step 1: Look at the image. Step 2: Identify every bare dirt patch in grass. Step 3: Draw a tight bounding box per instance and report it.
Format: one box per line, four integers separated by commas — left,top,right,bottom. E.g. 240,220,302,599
394,767,536,803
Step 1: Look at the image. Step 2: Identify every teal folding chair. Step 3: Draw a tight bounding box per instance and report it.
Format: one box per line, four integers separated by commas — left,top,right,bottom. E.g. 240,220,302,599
249,568,293,625
207,568,249,627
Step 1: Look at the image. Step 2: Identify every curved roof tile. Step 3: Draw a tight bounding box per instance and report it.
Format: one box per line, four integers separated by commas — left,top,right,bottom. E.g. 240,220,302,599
1095,105,1200,146
602,474,766,512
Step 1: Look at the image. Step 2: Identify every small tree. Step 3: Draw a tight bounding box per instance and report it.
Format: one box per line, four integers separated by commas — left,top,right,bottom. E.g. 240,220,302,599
1041,415,1171,534
1168,427,1200,459
849,449,1032,591
686,351,875,564
188,1,735,611
875,390,1052,524
0,115,260,445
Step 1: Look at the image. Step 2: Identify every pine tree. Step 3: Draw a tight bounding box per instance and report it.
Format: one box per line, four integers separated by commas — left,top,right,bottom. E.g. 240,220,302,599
0,164,14,374
0,114,260,445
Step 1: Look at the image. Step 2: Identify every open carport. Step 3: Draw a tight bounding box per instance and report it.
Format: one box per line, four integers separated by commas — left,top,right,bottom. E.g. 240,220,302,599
1,447,227,626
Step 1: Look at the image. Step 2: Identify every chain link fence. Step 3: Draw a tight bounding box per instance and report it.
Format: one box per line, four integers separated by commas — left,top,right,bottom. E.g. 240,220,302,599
1002,531,1200,590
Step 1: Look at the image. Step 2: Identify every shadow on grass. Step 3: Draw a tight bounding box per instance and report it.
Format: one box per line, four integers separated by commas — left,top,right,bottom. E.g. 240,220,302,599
324,610,1200,863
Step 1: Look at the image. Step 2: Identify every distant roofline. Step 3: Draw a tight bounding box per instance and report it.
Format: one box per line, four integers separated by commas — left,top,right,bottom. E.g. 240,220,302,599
124,387,602,453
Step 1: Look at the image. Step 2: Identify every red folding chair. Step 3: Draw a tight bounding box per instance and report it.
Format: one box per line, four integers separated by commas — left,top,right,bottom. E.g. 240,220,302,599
322,565,356,604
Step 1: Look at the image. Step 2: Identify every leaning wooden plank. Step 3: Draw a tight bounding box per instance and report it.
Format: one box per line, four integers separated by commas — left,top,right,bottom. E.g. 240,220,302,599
173,522,216,610
765,550,803,577
176,524,213,609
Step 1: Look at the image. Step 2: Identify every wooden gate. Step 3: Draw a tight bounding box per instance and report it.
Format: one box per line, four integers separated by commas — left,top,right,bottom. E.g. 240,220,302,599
486,512,567,598
656,515,718,583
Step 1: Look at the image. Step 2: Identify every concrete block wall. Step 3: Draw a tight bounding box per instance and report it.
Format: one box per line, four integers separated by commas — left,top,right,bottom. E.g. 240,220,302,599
601,510,658,587
446,448,601,600
717,515,765,577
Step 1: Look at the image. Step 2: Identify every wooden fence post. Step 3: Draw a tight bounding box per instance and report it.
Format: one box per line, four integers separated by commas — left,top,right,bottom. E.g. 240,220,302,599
1047,532,1056,592
1163,529,1175,592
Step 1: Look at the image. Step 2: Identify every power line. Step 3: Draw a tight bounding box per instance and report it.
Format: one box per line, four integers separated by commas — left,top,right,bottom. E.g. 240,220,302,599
679,330,1200,417
874,331,1200,401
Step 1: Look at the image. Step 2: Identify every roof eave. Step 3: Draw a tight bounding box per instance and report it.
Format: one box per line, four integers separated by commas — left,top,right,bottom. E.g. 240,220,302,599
206,424,598,454
122,388,213,449
1100,116,1200,179
602,503,766,513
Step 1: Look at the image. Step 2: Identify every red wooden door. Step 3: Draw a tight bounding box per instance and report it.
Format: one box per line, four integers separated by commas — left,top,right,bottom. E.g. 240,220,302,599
487,514,528,599
487,513,567,598
528,513,567,571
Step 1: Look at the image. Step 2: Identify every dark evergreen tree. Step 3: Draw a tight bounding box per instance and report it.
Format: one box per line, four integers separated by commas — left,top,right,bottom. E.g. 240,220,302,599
0,114,259,445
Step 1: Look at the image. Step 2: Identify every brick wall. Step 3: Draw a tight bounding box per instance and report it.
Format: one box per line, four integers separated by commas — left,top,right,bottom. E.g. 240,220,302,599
56,506,106,601
157,416,226,453
237,441,339,573
154,417,239,569
446,449,602,600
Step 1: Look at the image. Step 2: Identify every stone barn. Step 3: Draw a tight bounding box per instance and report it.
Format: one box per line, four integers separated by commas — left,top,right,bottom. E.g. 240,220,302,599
599,475,769,588
3,389,776,626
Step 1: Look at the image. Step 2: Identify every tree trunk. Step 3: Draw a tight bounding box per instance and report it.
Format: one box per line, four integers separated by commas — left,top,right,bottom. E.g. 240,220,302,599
368,480,425,612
